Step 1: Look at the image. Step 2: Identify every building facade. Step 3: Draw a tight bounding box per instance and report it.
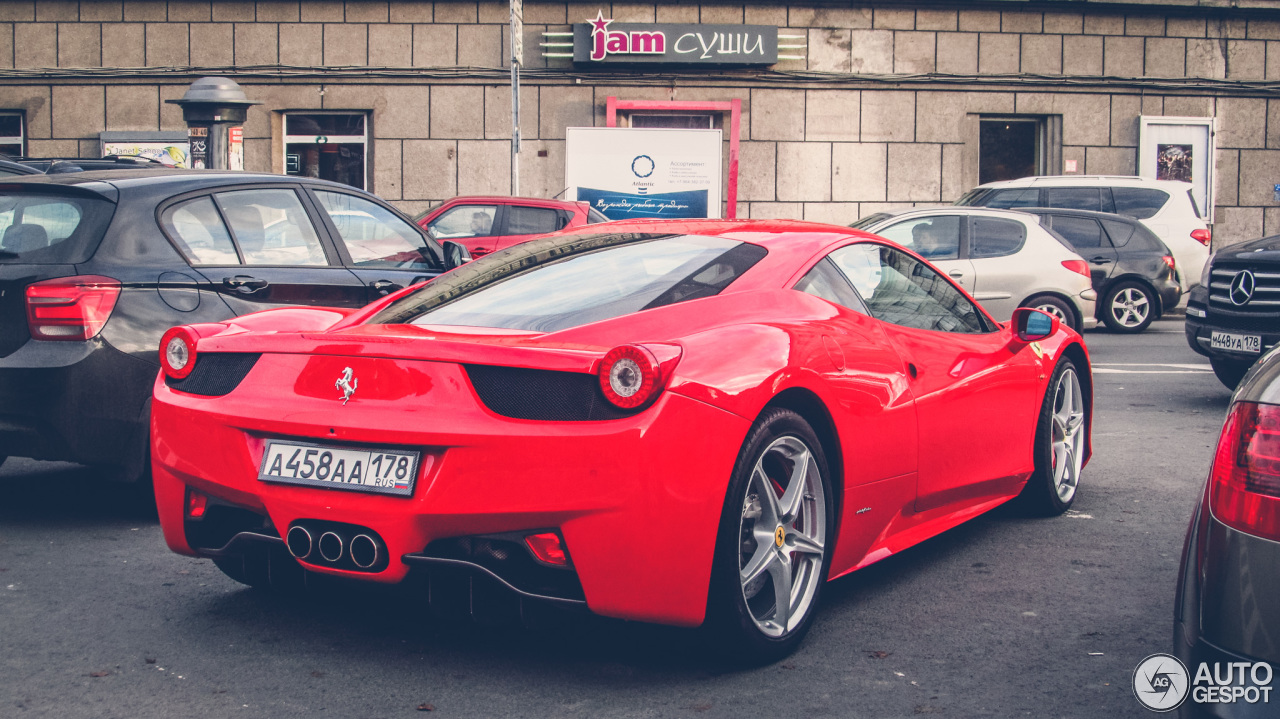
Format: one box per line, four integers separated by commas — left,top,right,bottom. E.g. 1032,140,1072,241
1,0,1279,245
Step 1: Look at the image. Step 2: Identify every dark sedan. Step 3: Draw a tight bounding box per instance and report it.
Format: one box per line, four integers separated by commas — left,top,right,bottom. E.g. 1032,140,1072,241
0,169,464,485
1185,234,1280,389
1174,347,1280,717
1021,208,1181,333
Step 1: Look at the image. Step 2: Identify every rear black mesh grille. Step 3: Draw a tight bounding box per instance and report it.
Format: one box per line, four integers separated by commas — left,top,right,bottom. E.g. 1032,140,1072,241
464,364,636,421
165,353,261,397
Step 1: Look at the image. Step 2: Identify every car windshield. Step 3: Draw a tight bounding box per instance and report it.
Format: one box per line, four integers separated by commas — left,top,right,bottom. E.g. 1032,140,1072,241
371,233,767,333
0,192,116,263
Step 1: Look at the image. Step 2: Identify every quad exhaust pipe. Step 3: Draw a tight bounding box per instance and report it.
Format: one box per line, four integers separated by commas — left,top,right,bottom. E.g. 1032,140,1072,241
286,522,384,571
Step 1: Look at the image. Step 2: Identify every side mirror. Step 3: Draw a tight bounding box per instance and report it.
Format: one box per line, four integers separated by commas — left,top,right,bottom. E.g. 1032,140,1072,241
442,240,472,270
1011,307,1058,342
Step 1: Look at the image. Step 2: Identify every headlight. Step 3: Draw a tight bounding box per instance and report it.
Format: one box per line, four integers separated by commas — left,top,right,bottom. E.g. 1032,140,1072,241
1200,253,1215,287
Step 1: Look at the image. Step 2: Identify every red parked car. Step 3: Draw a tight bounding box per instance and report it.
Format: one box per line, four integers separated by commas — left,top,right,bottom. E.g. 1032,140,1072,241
415,196,608,257
152,219,1092,662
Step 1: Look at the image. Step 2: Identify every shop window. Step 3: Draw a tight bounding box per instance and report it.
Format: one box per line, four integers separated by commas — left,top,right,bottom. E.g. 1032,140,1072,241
978,116,1061,185
282,112,368,190
0,113,25,157
619,112,720,130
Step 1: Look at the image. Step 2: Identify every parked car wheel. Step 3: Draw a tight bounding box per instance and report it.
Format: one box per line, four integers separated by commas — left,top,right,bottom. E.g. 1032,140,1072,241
1024,295,1079,333
1211,358,1253,390
708,408,834,665
1101,281,1155,333
1016,357,1087,516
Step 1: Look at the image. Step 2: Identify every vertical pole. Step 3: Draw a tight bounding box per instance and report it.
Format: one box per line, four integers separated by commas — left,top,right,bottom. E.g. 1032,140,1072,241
511,63,520,196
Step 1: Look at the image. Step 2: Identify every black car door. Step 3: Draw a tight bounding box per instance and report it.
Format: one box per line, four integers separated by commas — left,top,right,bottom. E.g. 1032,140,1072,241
305,188,444,301
160,185,368,313
1046,214,1117,288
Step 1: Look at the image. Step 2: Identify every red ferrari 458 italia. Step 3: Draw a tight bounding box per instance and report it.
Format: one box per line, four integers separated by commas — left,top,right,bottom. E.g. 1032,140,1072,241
152,219,1092,661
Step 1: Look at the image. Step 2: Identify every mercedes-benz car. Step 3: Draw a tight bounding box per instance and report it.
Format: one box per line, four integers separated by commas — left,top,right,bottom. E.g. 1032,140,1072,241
152,219,1093,662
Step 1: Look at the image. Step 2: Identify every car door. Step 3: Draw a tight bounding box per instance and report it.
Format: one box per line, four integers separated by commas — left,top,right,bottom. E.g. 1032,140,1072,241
490,204,568,253
827,242,1042,513
965,215,1035,321
161,187,368,314
308,188,443,301
871,214,976,294
1045,214,1116,289
423,203,502,257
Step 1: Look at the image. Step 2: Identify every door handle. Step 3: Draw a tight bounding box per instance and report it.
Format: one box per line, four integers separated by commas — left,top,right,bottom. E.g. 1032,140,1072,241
948,270,964,278
222,275,268,294
370,279,403,296
1089,256,1110,264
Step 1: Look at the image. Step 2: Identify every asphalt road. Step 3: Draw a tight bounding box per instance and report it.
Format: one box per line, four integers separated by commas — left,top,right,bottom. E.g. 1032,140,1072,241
0,318,1229,718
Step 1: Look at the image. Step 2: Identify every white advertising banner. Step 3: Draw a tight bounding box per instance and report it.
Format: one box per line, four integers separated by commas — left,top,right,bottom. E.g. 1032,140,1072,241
100,140,190,168
565,127,722,220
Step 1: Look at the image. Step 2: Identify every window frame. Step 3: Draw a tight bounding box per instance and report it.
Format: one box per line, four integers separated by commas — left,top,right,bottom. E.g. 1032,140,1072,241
280,110,370,191
0,112,25,157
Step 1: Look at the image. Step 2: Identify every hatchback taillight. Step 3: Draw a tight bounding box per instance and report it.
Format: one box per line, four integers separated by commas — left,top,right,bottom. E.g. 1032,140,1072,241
1210,402,1280,542
1192,229,1212,246
25,275,121,341
1162,255,1176,271
1061,260,1091,278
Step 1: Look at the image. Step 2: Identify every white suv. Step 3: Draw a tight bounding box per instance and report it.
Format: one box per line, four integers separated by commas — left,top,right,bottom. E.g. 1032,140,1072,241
955,175,1209,291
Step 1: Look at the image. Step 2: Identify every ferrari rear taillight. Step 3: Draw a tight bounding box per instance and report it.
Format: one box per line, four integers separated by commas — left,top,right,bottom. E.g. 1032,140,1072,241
524,532,569,566
160,326,199,380
1192,229,1212,246
1061,260,1091,278
599,344,662,409
1210,402,1280,542
25,275,120,341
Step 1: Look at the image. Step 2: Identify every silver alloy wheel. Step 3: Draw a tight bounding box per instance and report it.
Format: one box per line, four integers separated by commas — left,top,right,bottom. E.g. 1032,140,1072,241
1108,287,1150,328
1034,302,1070,324
1050,367,1086,503
737,435,827,638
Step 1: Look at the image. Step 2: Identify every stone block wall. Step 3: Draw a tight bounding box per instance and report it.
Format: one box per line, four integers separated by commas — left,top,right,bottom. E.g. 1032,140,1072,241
0,1,1278,242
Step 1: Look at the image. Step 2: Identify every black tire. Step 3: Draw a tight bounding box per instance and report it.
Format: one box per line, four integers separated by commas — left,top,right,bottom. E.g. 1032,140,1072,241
1100,281,1156,333
1211,358,1253,390
1015,357,1088,516
705,408,835,665
1023,295,1080,333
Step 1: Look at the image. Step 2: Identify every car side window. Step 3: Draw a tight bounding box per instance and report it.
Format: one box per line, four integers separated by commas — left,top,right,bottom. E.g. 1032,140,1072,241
428,205,498,239
1049,215,1107,250
506,206,563,235
1046,188,1103,212
828,243,991,334
164,196,241,265
875,215,961,260
1100,218,1136,247
794,257,869,314
983,188,1040,209
969,217,1027,258
314,191,435,270
1111,188,1169,219
213,189,328,266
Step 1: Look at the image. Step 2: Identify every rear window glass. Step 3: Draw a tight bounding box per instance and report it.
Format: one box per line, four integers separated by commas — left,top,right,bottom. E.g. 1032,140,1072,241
983,189,1040,209
970,217,1027,258
1111,188,1169,219
0,193,115,264
586,207,610,223
1099,218,1135,247
1046,188,1103,212
372,233,767,333
506,206,563,235
1049,215,1106,249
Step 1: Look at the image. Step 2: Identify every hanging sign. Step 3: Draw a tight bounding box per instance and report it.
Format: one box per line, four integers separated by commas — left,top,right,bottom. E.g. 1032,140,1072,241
565,127,722,220
556,11,780,66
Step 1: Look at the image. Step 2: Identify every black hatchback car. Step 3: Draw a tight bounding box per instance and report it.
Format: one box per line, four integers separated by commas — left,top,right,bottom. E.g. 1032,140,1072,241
1175,348,1280,718
1021,208,1181,333
0,169,460,483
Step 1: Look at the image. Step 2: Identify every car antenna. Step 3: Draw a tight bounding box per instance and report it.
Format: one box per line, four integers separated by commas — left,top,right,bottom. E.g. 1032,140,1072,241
552,187,570,200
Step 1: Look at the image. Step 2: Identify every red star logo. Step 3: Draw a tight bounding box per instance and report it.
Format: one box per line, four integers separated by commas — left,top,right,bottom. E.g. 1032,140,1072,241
588,10,612,35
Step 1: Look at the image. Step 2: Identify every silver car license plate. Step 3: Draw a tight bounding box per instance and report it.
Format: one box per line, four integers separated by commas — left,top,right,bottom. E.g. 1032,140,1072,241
1211,331,1262,354
258,440,419,496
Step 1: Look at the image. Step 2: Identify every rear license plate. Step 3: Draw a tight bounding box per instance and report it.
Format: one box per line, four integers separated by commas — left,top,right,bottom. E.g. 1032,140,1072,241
1211,331,1262,354
258,441,419,497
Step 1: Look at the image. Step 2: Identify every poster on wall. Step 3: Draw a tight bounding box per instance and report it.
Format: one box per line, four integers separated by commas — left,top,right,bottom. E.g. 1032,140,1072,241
1138,117,1215,222
100,132,190,168
565,127,722,220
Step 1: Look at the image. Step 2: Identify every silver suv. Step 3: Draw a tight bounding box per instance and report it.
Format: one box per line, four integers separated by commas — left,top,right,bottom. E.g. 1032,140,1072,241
956,175,1209,292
